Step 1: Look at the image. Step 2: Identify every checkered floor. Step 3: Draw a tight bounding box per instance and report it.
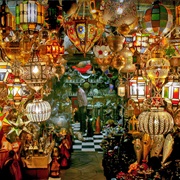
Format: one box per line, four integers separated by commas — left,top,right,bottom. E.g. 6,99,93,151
72,123,104,152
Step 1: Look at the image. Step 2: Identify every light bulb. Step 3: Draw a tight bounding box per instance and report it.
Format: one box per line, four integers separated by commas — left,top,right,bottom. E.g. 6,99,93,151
32,66,39,74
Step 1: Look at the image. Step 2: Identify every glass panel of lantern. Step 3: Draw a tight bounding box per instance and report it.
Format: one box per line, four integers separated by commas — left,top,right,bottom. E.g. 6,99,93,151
0,62,12,84
129,71,150,102
16,0,44,30
162,82,180,105
133,33,149,54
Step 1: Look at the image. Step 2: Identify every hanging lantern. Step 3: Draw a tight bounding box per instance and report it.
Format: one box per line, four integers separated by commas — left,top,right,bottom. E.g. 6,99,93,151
26,98,51,123
146,47,170,92
117,78,125,97
0,62,12,85
21,50,55,92
142,0,173,36
0,0,15,33
133,33,150,54
129,70,150,103
162,81,180,105
64,1,104,56
16,0,45,31
138,107,174,135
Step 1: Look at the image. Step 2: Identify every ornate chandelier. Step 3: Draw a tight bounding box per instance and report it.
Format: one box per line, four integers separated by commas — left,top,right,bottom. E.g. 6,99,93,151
64,1,105,56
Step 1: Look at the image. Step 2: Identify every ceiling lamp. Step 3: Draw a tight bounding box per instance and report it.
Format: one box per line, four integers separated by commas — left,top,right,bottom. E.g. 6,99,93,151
21,50,55,92
138,107,174,136
64,1,104,56
142,0,173,36
16,0,45,31
26,95,51,123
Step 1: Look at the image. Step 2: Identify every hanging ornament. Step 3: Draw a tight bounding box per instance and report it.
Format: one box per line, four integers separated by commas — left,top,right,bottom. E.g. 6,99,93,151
142,0,173,36
64,1,105,56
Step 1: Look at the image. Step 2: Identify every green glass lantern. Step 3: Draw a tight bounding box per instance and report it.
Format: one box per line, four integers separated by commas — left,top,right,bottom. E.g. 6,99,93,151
142,0,173,36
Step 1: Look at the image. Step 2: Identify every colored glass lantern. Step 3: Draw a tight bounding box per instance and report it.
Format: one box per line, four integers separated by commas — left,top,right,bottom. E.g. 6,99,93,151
162,82,180,105
64,1,104,56
129,70,150,102
142,0,173,36
0,62,12,85
16,0,45,30
133,33,149,54
146,47,170,92
26,98,51,123
138,107,174,135
6,73,28,106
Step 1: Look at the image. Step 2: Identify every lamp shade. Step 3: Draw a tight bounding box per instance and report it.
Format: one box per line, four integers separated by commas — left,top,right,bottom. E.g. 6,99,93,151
138,108,174,135
142,1,173,36
26,99,51,123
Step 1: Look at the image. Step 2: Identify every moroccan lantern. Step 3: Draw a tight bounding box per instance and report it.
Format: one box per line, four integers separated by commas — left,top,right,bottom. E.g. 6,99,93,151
0,62,12,85
26,98,51,123
64,1,104,56
21,50,55,92
138,107,174,135
16,0,45,31
107,35,125,53
146,47,170,92
117,78,125,97
129,70,150,103
100,0,137,30
142,0,173,36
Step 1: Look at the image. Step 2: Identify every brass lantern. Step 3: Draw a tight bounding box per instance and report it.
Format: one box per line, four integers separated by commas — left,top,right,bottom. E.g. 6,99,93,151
21,50,55,92
129,70,150,103
117,78,125,97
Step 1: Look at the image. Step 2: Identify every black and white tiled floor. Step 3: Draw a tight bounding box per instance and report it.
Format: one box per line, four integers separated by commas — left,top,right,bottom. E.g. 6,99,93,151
72,123,105,152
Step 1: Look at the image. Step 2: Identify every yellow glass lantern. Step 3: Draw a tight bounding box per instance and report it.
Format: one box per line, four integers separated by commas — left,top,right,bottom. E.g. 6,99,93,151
26,98,51,123
146,47,170,92
21,50,55,92
142,0,173,36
